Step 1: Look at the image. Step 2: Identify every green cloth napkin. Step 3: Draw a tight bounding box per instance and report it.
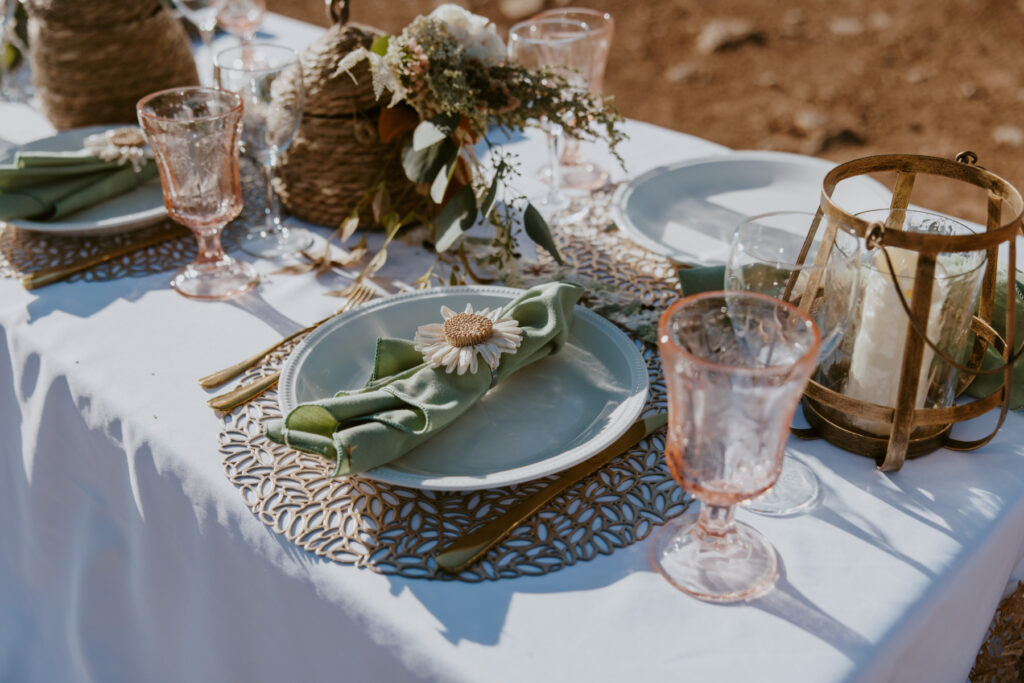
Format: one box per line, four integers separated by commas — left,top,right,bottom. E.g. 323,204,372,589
265,282,585,476
962,264,1024,408
675,263,1024,408
677,265,725,297
0,149,157,221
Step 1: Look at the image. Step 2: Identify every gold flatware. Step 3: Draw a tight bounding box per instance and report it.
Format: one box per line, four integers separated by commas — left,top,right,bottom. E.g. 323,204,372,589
434,411,668,574
199,282,376,389
206,283,376,411
21,223,190,290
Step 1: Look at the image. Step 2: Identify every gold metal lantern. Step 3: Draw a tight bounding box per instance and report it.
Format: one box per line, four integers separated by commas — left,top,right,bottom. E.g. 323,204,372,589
796,152,1023,471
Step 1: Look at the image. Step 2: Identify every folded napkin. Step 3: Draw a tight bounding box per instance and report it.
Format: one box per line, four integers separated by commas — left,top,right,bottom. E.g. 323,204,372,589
265,282,584,476
0,146,157,221
676,264,1024,408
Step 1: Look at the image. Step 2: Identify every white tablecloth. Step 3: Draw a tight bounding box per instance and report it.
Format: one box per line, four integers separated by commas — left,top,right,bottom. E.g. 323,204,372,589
3,13,1023,683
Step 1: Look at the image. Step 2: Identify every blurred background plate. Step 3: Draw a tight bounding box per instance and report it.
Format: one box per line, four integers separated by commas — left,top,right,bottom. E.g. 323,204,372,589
2,125,166,236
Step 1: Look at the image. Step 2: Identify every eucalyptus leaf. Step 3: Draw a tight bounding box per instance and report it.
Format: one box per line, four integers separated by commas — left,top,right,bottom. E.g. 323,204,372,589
430,152,458,204
479,165,502,221
370,35,390,56
412,113,460,151
402,136,458,185
435,185,478,252
524,204,563,265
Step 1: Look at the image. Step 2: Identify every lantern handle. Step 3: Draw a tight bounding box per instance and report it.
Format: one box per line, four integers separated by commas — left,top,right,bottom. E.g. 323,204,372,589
872,237,1024,376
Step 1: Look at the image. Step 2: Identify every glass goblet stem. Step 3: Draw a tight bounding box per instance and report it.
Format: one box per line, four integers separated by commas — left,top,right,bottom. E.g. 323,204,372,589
695,504,736,541
198,26,215,84
194,229,227,264
262,162,282,233
543,120,564,207
560,133,585,167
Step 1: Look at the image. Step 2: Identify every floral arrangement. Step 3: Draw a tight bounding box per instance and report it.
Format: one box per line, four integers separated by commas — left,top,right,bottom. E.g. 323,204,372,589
336,3,625,282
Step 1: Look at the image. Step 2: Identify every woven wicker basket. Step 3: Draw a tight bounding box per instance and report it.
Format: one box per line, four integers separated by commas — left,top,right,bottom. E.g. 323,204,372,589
274,13,416,229
25,0,199,130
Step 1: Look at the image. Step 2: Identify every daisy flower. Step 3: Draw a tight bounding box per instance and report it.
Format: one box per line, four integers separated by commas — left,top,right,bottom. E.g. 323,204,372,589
414,303,523,375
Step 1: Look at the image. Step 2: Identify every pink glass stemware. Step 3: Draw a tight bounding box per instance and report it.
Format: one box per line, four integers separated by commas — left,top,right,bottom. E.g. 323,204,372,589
137,86,258,299
216,0,266,43
654,291,820,602
535,7,614,190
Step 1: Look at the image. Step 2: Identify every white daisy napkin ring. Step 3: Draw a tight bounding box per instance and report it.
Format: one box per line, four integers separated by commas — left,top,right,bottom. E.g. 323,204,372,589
413,303,523,377
83,127,153,171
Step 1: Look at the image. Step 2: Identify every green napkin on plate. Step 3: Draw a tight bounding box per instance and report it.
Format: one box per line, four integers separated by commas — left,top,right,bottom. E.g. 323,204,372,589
675,264,1024,408
0,147,157,221
265,282,585,476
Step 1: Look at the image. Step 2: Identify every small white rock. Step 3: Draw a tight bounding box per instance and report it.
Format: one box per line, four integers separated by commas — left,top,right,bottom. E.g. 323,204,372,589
696,18,762,54
993,125,1024,147
829,17,864,36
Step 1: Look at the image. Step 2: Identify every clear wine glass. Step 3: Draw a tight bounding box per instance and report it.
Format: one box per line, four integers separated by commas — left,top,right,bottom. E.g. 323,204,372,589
174,0,219,85
725,210,861,515
137,86,258,299
215,0,265,44
508,17,593,213
654,291,820,602
214,43,311,259
535,7,614,191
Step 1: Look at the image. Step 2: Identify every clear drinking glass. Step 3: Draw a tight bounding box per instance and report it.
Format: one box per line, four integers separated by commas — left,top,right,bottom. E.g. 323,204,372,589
725,211,861,515
508,17,593,212
654,291,820,602
174,0,219,85
215,0,265,44
215,43,311,259
535,7,614,190
137,86,258,299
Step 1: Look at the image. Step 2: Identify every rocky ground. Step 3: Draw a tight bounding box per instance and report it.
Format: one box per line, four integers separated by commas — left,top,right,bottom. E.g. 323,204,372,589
270,0,1024,221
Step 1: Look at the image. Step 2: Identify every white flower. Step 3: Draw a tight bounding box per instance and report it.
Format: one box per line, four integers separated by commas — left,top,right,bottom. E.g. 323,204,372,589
335,47,407,106
83,127,152,171
429,4,506,65
414,303,523,375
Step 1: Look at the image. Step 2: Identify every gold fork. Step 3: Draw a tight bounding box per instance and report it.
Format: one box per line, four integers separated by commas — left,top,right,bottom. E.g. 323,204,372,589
205,283,376,411
199,282,376,389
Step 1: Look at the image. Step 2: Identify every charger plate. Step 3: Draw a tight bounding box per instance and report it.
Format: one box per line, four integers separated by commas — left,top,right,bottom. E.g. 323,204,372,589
2,125,165,236
278,285,649,491
612,150,892,266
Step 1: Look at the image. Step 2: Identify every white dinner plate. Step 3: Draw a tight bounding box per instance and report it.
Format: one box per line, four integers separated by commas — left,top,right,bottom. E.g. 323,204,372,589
2,125,166,236
278,286,649,491
611,150,893,266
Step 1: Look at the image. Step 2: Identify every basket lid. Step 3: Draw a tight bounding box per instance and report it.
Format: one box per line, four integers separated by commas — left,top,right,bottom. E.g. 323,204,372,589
301,22,384,117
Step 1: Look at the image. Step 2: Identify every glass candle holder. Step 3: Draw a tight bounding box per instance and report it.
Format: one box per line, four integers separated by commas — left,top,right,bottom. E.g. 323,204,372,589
819,208,987,438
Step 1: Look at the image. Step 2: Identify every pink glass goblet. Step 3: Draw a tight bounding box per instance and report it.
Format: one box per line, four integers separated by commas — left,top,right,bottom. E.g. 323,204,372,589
654,291,820,602
535,7,614,190
137,86,258,300
216,0,265,44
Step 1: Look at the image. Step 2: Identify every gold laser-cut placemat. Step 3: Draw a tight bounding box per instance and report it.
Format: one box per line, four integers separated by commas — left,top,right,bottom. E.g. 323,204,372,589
218,189,692,581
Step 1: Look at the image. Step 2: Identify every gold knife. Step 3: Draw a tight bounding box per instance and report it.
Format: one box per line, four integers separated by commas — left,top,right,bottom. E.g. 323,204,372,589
21,223,190,290
435,411,668,574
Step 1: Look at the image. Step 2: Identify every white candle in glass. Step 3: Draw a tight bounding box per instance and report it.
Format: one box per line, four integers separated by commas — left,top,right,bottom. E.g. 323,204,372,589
844,248,946,436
